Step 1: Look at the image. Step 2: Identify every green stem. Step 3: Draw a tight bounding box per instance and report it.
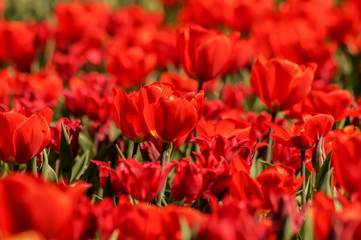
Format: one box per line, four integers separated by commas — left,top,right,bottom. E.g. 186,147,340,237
27,157,38,176
265,112,277,163
157,142,169,206
301,149,306,205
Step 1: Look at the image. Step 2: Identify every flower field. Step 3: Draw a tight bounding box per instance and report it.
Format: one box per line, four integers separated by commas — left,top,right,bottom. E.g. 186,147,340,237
0,0,361,239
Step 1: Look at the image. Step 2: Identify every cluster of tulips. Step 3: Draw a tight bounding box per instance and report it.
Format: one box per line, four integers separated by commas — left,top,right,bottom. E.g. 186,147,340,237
0,0,361,239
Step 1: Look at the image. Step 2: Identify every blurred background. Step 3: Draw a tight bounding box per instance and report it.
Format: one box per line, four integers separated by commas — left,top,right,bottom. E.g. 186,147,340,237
3,0,163,21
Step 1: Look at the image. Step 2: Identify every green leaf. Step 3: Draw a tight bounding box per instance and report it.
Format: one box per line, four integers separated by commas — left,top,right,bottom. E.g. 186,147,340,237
103,174,113,199
257,159,274,168
319,168,334,196
59,123,74,180
180,217,192,240
27,157,37,176
280,216,293,240
70,150,90,182
93,140,116,161
302,213,315,240
41,149,57,182
315,153,332,192
74,150,91,181
115,144,126,160
79,132,95,157
108,230,119,240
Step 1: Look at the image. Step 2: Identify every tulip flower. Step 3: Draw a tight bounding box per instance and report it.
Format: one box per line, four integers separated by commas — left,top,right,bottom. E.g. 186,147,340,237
171,158,203,204
266,114,334,150
332,132,361,197
256,165,303,209
250,55,315,113
120,158,177,202
112,88,151,143
49,117,83,158
0,173,87,239
0,108,53,164
266,114,334,203
286,85,355,122
140,82,204,142
177,25,239,85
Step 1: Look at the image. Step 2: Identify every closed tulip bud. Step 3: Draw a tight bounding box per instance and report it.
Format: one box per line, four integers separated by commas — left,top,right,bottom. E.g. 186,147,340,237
112,88,151,143
312,136,326,172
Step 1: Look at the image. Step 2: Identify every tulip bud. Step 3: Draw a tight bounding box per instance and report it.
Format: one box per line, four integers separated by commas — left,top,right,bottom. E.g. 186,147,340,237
312,136,326,172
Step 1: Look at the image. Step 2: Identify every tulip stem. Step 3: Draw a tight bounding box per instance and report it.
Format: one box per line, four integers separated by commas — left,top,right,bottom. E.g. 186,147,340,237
301,149,306,205
132,142,139,159
157,142,169,206
197,82,203,93
265,112,277,163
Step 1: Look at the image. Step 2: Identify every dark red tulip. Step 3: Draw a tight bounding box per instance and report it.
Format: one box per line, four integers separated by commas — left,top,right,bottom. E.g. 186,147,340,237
120,158,177,202
171,158,203,204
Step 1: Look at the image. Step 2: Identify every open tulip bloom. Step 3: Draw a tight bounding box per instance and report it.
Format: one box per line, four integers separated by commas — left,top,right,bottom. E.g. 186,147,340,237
2,1,361,239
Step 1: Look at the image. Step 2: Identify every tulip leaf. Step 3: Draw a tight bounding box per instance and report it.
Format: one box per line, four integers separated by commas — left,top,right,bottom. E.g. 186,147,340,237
93,140,116,161
79,132,94,157
45,166,58,182
319,168,334,197
280,216,293,240
103,174,113,199
180,217,192,240
60,123,74,180
27,157,37,176
108,230,120,240
41,149,58,182
315,152,332,192
74,150,90,181
115,144,126,160
81,139,116,198
302,213,315,240
70,150,90,182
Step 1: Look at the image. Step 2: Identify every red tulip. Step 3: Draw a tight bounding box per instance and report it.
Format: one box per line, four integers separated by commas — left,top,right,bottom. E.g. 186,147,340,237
250,55,315,113
229,157,264,205
160,72,198,93
266,114,334,150
49,117,83,158
106,44,157,89
120,158,177,202
140,82,204,142
171,158,203,204
332,132,361,197
256,165,303,209
0,108,52,164
0,174,87,239
311,193,335,240
112,88,151,143
177,25,239,82
286,85,355,122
